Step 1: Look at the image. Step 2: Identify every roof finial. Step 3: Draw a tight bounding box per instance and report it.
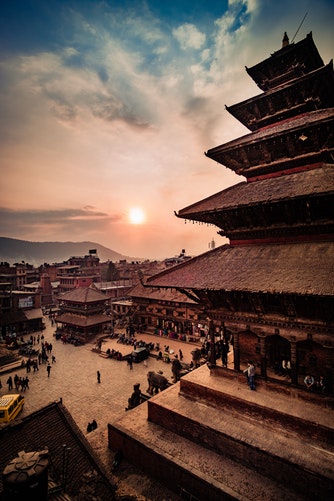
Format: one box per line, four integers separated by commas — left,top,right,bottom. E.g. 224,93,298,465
282,32,289,48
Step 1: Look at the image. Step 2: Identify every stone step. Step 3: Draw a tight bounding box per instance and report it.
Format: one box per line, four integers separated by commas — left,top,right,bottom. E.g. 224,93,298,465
0,354,18,365
108,393,305,501
0,359,24,375
179,367,334,443
108,366,334,500
147,385,334,499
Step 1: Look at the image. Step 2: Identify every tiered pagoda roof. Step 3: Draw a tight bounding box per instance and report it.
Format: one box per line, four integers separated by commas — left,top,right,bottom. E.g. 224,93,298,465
245,32,324,91
148,32,334,308
173,32,334,248
177,165,334,242
205,108,334,179
226,62,334,131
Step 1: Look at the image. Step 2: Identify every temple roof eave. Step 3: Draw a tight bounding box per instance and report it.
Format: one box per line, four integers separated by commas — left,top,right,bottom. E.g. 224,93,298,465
226,61,334,131
206,109,333,156
146,242,334,297
176,165,334,218
56,313,109,327
205,109,334,177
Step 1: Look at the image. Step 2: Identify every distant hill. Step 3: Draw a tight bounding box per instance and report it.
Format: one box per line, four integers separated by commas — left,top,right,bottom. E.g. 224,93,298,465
0,237,134,266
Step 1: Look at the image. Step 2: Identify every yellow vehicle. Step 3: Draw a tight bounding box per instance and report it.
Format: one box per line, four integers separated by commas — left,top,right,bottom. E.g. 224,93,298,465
0,394,25,423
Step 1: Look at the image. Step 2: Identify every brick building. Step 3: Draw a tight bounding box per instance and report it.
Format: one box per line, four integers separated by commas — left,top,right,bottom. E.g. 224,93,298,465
57,252,101,294
129,282,205,343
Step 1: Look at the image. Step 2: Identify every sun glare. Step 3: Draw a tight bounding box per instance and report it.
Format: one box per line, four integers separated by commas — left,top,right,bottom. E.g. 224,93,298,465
128,207,146,225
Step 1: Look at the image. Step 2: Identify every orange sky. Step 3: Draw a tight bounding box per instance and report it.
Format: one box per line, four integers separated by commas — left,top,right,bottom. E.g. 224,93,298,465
1,1,333,259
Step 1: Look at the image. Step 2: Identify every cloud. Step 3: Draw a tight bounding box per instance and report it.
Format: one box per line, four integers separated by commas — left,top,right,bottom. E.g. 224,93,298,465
0,207,122,241
0,0,333,259
172,23,206,50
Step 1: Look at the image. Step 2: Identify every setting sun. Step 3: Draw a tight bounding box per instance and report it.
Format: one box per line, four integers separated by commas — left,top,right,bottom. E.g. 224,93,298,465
128,207,146,225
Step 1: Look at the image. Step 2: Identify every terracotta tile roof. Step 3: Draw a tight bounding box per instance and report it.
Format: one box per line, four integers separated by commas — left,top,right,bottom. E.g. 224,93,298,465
24,308,43,320
206,108,334,156
178,165,334,215
56,313,109,327
130,282,197,304
59,286,107,303
0,400,115,500
147,242,334,296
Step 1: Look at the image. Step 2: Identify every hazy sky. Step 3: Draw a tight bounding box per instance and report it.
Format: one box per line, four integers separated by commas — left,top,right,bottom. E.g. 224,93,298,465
1,1,333,259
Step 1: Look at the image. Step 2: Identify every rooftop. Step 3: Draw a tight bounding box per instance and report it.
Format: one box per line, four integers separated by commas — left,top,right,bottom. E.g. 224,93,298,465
147,241,334,296
177,164,334,216
0,400,115,500
59,285,107,303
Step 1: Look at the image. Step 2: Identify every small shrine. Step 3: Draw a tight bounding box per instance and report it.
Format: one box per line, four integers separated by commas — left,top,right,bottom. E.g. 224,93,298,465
56,284,110,341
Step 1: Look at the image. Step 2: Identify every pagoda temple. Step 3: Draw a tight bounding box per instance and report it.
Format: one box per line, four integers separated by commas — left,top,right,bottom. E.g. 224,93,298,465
147,31,334,391
55,284,110,341
108,33,334,500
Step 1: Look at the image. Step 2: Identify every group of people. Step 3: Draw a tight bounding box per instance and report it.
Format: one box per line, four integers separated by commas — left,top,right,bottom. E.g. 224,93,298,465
25,358,39,373
243,362,327,394
86,419,98,433
6,374,30,392
23,340,55,368
273,359,292,378
26,333,42,345
2,333,57,394
304,374,326,392
105,348,124,361
26,340,56,369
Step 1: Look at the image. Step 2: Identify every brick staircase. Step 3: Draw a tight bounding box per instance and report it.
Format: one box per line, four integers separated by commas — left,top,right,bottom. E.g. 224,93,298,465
108,364,334,500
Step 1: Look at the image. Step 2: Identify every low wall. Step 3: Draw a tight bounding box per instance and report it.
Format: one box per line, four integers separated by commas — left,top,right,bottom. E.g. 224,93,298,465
108,424,235,501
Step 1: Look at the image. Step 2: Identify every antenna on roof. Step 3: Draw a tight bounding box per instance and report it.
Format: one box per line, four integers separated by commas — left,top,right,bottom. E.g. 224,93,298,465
291,12,308,43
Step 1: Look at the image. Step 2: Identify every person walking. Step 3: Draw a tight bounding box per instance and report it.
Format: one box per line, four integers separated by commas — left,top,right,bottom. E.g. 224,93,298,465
97,370,101,383
244,361,256,390
47,363,51,377
7,376,13,391
22,377,29,391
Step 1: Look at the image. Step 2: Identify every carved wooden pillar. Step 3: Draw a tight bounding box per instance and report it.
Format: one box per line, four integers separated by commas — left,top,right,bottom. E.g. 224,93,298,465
233,331,240,371
290,338,298,385
259,334,267,377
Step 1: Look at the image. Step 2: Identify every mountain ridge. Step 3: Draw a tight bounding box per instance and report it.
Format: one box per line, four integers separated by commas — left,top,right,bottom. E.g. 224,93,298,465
0,237,138,266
